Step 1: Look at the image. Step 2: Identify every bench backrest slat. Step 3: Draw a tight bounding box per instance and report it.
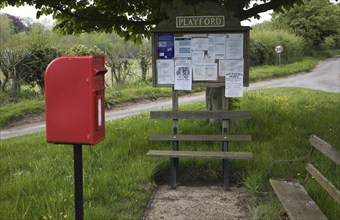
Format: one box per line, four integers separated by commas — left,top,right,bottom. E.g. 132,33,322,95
306,163,340,204
309,135,340,165
150,134,251,141
150,111,252,120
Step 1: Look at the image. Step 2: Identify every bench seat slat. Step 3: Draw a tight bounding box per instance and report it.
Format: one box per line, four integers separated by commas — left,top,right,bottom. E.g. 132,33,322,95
150,111,252,120
306,163,340,204
269,178,327,220
150,134,251,142
309,134,340,165
146,150,253,160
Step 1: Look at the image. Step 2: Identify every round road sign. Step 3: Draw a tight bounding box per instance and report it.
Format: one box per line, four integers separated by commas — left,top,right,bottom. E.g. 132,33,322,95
275,45,284,54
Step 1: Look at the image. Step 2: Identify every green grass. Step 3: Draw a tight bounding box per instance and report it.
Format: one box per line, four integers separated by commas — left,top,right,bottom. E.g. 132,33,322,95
0,99,45,127
250,57,319,82
1,88,339,219
0,54,337,128
238,88,340,219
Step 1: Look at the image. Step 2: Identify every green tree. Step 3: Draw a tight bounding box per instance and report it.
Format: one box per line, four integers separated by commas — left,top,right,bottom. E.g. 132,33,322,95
65,44,103,56
6,14,28,33
0,48,30,93
137,40,152,81
272,0,340,49
21,46,59,93
1,0,305,42
0,14,12,47
2,0,320,111
105,44,135,85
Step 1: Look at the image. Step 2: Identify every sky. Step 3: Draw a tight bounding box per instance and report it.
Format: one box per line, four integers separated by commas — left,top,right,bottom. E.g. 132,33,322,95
0,5,55,27
0,4,272,28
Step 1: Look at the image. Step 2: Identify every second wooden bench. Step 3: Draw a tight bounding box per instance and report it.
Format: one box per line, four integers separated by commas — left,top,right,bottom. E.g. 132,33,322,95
146,110,253,189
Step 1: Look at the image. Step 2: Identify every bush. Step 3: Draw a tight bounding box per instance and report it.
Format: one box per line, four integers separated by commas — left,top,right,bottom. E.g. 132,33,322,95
250,29,305,66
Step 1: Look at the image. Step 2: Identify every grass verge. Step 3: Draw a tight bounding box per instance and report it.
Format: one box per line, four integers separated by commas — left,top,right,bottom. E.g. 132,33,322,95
249,57,318,82
1,54,337,129
0,100,45,127
1,88,339,219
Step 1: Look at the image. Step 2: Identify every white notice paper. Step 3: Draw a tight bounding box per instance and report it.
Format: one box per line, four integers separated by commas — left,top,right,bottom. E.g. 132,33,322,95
225,33,244,59
225,72,243,97
157,59,174,84
219,59,244,76
193,64,217,81
175,37,192,58
208,34,226,59
191,50,205,65
174,59,192,90
191,38,209,51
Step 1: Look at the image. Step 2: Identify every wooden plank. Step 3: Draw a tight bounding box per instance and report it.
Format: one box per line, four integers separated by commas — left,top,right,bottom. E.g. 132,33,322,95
309,134,340,165
146,150,253,160
150,134,251,142
269,178,327,220
150,111,252,120
306,163,340,205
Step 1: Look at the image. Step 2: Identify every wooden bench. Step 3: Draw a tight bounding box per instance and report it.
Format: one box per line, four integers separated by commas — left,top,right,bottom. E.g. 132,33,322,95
270,135,340,220
146,150,254,159
146,110,253,189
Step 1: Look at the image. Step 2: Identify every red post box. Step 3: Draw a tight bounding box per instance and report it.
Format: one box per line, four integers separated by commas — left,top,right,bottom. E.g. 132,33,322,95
45,55,107,145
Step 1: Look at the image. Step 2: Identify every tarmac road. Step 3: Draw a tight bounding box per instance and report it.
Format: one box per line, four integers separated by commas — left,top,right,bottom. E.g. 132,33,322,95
0,56,339,139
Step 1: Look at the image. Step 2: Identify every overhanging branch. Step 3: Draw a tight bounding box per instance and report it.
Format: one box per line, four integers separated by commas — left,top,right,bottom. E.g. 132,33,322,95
239,0,302,20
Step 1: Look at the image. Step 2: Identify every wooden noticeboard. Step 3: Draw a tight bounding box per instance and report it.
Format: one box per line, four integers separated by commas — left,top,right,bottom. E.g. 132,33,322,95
151,27,251,94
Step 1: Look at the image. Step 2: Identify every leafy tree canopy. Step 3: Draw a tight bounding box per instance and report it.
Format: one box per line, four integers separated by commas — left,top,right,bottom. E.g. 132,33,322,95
1,0,308,42
272,0,340,48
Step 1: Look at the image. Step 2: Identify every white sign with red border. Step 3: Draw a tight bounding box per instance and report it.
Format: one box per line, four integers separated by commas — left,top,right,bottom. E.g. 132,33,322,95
275,45,284,54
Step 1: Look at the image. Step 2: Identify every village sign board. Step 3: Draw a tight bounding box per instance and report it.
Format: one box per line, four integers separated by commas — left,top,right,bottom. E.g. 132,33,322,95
176,15,225,28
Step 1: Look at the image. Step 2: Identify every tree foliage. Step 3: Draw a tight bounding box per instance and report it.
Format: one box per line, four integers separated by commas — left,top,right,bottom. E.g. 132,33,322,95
105,45,135,85
272,0,340,49
6,14,28,33
1,0,306,42
0,48,30,93
22,46,59,92
0,14,12,46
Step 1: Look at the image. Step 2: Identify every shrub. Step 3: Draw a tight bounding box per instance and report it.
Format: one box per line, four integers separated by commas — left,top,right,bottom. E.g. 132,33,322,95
250,29,305,66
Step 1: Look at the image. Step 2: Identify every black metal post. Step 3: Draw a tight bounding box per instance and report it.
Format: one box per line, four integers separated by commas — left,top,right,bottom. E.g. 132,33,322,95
170,125,179,189
171,88,179,189
222,120,229,190
73,144,84,220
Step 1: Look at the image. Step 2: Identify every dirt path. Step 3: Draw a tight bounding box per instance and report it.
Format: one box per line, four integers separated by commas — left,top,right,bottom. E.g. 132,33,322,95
143,186,250,220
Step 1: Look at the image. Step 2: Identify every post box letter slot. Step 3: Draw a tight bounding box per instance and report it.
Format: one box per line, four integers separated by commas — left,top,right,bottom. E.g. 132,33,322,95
95,90,104,130
98,97,102,128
